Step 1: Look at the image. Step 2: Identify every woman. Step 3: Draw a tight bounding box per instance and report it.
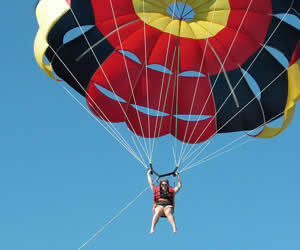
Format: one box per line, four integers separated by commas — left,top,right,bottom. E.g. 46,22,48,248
147,169,182,234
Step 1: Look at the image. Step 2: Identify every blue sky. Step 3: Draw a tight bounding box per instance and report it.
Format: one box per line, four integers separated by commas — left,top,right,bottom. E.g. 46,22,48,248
1,1,299,250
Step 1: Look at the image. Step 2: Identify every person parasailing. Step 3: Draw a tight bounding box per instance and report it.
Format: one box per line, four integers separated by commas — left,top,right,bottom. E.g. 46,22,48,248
147,167,182,234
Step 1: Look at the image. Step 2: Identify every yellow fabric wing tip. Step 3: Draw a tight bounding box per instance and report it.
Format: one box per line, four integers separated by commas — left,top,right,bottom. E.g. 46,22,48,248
34,30,56,80
34,0,70,81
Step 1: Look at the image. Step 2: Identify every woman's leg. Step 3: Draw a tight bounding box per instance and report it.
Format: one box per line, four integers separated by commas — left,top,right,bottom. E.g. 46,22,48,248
150,206,164,234
164,207,177,233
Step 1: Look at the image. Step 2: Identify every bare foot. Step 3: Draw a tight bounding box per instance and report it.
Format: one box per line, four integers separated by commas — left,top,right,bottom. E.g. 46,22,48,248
173,228,178,234
150,229,155,234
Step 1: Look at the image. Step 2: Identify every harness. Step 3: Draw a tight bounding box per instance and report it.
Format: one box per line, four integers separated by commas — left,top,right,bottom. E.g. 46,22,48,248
153,185,175,207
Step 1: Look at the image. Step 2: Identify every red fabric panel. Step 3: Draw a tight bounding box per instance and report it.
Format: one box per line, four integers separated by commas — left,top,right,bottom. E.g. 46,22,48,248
115,25,163,63
91,52,142,101
176,76,215,115
92,0,140,48
91,53,176,115
129,69,175,114
100,15,143,48
91,0,135,23
126,106,171,138
198,38,237,74
147,32,179,71
87,83,126,122
171,117,217,143
229,0,272,14
207,26,259,72
87,79,217,143
179,38,207,73
226,10,272,42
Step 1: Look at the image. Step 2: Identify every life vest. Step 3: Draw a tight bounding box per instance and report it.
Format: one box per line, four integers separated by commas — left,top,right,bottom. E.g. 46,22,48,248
153,185,175,206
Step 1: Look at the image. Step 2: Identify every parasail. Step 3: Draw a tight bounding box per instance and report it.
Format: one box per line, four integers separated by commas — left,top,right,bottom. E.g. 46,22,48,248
34,0,300,168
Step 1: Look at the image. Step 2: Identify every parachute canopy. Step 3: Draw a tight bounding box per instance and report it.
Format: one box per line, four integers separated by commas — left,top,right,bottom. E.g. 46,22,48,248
34,0,300,144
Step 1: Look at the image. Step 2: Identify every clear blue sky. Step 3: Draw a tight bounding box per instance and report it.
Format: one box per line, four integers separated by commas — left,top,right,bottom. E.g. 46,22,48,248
1,2,299,250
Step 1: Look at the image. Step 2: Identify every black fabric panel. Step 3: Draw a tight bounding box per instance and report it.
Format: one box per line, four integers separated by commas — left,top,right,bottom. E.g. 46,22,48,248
290,8,300,17
241,49,288,123
292,0,300,15
47,0,95,50
211,69,264,133
265,16,300,62
46,27,114,96
271,0,295,14
70,0,95,24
